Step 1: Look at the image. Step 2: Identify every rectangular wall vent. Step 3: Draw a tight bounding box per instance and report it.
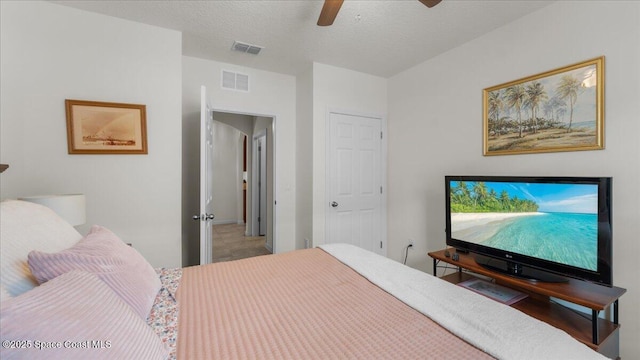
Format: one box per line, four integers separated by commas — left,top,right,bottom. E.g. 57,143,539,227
221,70,249,92
231,41,263,55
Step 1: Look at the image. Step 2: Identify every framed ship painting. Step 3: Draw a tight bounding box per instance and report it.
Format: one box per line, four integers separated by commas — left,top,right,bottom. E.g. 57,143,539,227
65,99,148,154
483,57,604,156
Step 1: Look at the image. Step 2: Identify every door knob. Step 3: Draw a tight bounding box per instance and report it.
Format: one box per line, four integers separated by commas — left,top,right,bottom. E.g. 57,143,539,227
193,214,215,221
331,201,338,208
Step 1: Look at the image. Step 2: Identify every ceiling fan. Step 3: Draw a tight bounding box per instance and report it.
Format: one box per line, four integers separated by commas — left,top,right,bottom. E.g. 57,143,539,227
317,0,443,26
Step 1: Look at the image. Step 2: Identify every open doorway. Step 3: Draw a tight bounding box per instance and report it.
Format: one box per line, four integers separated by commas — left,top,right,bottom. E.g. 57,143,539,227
211,112,274,262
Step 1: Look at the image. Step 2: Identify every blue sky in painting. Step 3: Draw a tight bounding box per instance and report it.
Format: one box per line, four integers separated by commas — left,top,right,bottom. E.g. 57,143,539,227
537,65,597,125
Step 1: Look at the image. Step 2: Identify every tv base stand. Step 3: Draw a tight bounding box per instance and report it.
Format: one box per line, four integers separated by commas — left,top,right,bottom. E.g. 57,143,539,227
428,249,627,359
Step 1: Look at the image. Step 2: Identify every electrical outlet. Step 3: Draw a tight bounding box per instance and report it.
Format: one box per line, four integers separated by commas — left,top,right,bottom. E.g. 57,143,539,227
408,239,414,247
304,238,310,249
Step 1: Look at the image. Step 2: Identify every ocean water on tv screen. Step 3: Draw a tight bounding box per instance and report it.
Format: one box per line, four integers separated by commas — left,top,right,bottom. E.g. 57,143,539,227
478,212,598,271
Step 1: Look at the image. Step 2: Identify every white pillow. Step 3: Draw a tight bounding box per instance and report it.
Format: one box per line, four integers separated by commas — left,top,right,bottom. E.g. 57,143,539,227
0,284,11,302
0,200,82,297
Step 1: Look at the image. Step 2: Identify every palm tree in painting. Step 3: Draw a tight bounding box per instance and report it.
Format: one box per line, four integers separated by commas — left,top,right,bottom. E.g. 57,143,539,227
488,90,505,137
524,81,547,134
557,106,567,124
556,74,582,132
542,100,554,122
543,96,566,125
505,84,526,137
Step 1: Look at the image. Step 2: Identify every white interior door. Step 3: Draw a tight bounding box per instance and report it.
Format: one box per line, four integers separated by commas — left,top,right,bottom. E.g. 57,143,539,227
198,86,215,264
327,112,384,254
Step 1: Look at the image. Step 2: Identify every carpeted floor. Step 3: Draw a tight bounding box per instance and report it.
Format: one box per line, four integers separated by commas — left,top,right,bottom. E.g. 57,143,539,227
212,223,271,262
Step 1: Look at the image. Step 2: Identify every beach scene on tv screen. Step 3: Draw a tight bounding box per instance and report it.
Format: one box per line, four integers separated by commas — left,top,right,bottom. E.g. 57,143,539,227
450,181,598,271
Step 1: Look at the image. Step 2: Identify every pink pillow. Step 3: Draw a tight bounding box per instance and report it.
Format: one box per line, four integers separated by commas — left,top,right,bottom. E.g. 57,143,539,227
0,270,167,360
28,225,161,319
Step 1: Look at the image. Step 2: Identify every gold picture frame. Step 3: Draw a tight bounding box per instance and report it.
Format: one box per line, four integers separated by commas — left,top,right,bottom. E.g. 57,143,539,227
65,99,147,154
483,57,604,156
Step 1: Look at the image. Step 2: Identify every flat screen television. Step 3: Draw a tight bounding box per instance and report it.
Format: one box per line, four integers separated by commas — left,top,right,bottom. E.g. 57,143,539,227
445,175,612,286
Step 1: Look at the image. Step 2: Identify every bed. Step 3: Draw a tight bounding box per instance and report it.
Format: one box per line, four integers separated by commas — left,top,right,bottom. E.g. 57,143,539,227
0,200,609,359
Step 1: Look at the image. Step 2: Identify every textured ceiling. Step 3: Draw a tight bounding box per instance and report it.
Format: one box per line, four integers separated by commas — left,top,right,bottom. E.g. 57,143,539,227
52,0,555,78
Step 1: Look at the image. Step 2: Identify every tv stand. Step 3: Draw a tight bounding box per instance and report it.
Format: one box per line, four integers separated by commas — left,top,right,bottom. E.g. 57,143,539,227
475,254,570,283
428,249,627,359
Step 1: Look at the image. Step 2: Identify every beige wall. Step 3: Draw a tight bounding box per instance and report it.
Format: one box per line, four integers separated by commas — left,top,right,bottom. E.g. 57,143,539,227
211,121,243,224
295,67,314,249
387,1,640,357
212,112,254,233
0,1,183,267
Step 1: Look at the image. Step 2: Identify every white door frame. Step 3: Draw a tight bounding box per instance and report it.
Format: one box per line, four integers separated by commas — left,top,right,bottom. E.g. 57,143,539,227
325,108,387,256
252,129,267,237
211,107,278,254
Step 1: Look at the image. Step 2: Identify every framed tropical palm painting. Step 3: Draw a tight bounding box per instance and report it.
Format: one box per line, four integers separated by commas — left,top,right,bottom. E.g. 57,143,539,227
483,57,604,156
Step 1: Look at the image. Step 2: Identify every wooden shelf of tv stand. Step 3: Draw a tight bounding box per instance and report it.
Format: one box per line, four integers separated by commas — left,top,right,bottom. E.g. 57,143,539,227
428,249,627,358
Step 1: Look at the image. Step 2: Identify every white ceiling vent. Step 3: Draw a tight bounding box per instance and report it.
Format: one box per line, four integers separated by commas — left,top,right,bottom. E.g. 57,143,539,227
222,70,249,92
231,41,263,55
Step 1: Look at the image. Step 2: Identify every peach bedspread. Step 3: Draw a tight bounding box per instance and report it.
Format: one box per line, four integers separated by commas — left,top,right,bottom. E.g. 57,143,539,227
176,248,492,359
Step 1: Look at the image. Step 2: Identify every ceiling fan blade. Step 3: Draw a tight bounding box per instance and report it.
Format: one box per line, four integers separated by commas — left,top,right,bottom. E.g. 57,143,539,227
317,0,344,26
418,0,442,8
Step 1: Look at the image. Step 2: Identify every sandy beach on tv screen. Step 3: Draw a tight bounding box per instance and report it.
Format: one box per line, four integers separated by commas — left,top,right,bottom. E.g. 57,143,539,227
451,212,545,243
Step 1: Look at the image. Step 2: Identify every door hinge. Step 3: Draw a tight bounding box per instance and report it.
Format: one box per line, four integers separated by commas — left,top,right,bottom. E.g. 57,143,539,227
380,186,383,194
380,131,383,140
380,241,383,248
